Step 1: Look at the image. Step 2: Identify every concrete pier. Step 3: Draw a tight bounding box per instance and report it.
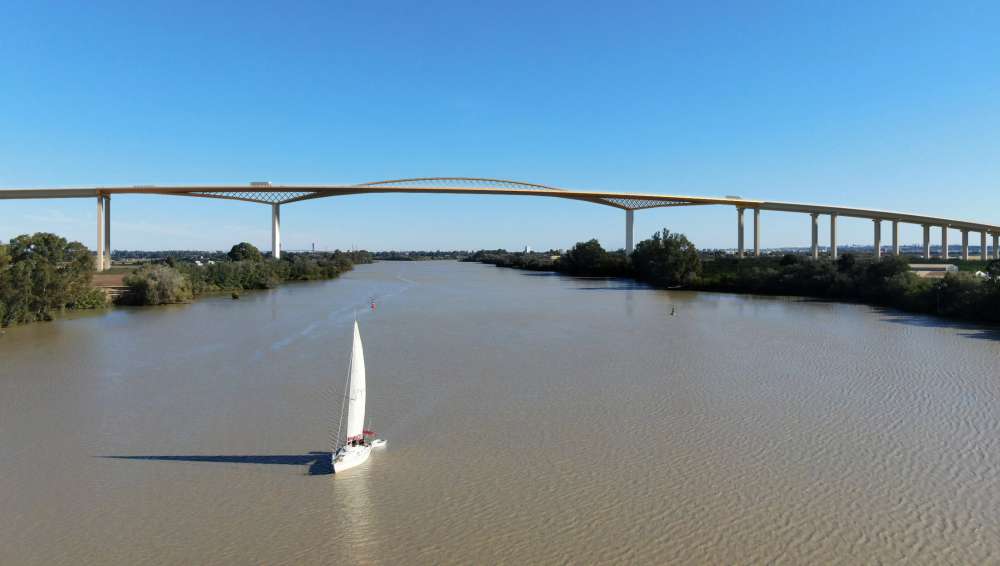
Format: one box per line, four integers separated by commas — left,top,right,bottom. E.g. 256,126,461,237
873,219,882,259
753,208,761,257
892,220,900,256
923,225,931,259
811,213,820,259
96,194,105,271
941,227,949,260
271,204,281,259
981,231,989,261
961,230,969,260
103,195,111,270
625,209,634,255
994,233,1000,260
737,208,745,258
830,213,838,260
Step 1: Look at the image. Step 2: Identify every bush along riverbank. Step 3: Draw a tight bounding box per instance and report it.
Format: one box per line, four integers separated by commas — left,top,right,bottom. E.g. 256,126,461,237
120,242,372,305
0,233,108,327
466,229,1000,324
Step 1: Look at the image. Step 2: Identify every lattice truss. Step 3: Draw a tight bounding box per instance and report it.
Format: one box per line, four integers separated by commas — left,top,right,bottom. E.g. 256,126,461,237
356,177,568,192
184,190,317,204
358,178,704,210
596,197,704,210
182,178,706,210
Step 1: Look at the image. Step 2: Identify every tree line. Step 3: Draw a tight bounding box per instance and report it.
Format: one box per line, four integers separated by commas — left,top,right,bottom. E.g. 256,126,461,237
467,229,1000,324
122,242,372,305
0,234,375,325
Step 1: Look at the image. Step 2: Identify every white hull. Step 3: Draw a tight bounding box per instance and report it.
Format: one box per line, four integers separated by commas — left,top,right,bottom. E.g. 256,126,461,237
333,444,372,473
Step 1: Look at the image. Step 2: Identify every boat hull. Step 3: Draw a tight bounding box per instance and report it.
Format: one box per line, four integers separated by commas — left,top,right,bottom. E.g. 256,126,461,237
333,445,371,473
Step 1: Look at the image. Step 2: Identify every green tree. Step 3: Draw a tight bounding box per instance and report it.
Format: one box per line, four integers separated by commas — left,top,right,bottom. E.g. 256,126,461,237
0,233,96,326
559,239,608,275
631,229,702,286
228,242,263,262
123,264,193,305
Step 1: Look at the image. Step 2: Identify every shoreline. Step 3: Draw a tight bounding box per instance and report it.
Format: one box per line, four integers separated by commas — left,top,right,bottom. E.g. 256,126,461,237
469,258,1000,328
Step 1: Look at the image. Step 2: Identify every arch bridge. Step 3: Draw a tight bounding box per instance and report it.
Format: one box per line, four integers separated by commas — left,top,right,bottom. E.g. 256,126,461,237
1,177,998,270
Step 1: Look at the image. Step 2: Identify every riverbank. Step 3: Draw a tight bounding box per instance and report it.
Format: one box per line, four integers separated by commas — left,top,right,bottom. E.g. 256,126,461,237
466,242,1000,324
1,234,374,326
118,250,372,306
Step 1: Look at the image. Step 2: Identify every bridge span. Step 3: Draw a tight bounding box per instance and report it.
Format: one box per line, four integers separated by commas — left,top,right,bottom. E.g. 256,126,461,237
2,178,998,270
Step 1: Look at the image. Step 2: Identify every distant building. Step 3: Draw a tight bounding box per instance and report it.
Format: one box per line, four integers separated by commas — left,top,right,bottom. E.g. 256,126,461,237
523,245,532,253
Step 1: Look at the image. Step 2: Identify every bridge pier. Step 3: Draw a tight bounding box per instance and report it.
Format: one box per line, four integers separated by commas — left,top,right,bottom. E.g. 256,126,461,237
873,219,881,259
271,204,281,259
923,225,931,258
830,213,838,260
941,227,949,260
625,209,634,255
981,231,989,261
994,232,999,260
892,219,900,256
96,194,104,271
753,208,760,256
810,213,819,259
737,208,745,258
961,229,970,260
103,195,111,270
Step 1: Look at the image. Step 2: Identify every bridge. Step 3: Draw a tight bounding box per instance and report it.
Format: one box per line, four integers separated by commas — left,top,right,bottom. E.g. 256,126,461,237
1,177,998,271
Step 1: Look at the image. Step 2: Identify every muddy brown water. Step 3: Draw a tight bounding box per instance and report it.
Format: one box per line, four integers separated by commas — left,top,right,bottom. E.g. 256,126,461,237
2,261,999,564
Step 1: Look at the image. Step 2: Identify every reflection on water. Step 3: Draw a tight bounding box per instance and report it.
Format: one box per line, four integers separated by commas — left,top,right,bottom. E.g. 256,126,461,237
2,261,1000,565
332,464,377,564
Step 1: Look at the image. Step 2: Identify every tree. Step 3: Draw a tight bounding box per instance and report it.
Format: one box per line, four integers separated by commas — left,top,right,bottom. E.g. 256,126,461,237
779,253,800,266
228,242,263,262
0,233,96,325
631,229,702,287
558,239,608,274
837,253,857,272
123,264,193,305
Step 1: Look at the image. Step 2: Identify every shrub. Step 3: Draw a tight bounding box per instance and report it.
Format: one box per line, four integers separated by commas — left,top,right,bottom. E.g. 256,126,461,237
123,264,193,305
70,287,108,309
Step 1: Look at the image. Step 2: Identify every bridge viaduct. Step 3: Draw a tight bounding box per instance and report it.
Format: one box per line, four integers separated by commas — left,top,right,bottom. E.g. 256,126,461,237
1,178,998,271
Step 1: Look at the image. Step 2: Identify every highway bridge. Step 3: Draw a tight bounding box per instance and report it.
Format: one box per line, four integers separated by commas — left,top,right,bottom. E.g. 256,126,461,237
2,177,998,270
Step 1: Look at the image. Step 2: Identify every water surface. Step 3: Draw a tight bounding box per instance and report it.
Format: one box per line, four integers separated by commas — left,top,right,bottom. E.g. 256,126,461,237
2,261,999,564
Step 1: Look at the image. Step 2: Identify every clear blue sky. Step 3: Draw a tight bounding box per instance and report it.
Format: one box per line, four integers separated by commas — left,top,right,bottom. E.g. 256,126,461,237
2,1,998,251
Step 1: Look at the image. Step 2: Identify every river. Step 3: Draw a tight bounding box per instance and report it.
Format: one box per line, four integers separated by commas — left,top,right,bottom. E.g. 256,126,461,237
2,261,999,564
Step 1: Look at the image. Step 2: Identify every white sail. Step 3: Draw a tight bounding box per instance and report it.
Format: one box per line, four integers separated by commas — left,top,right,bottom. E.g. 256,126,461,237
344,321,367,441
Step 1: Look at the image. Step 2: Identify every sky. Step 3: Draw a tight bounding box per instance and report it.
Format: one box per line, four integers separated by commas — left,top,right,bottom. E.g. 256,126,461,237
1,1,999,252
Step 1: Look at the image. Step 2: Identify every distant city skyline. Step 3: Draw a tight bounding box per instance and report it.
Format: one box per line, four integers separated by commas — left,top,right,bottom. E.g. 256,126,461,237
2,1,999,251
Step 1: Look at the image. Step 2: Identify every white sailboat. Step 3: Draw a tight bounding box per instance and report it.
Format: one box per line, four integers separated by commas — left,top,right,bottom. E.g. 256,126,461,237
333,320,385,473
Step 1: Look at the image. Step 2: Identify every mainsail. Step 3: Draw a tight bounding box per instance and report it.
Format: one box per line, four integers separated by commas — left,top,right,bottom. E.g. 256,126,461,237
344,321,367,441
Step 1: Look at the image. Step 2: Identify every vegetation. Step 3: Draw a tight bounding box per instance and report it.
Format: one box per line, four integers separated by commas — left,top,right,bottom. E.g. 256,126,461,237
631,229,701,287
0,232,106,326
468,231,1000,324
558,239,631,276
464,249,558,271
374,250,469,261
122,264,194,305
122,249,370,305
227,242,264,262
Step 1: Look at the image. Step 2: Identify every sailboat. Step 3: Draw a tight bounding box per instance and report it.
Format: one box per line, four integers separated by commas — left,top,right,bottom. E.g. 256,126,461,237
333,320,385,474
